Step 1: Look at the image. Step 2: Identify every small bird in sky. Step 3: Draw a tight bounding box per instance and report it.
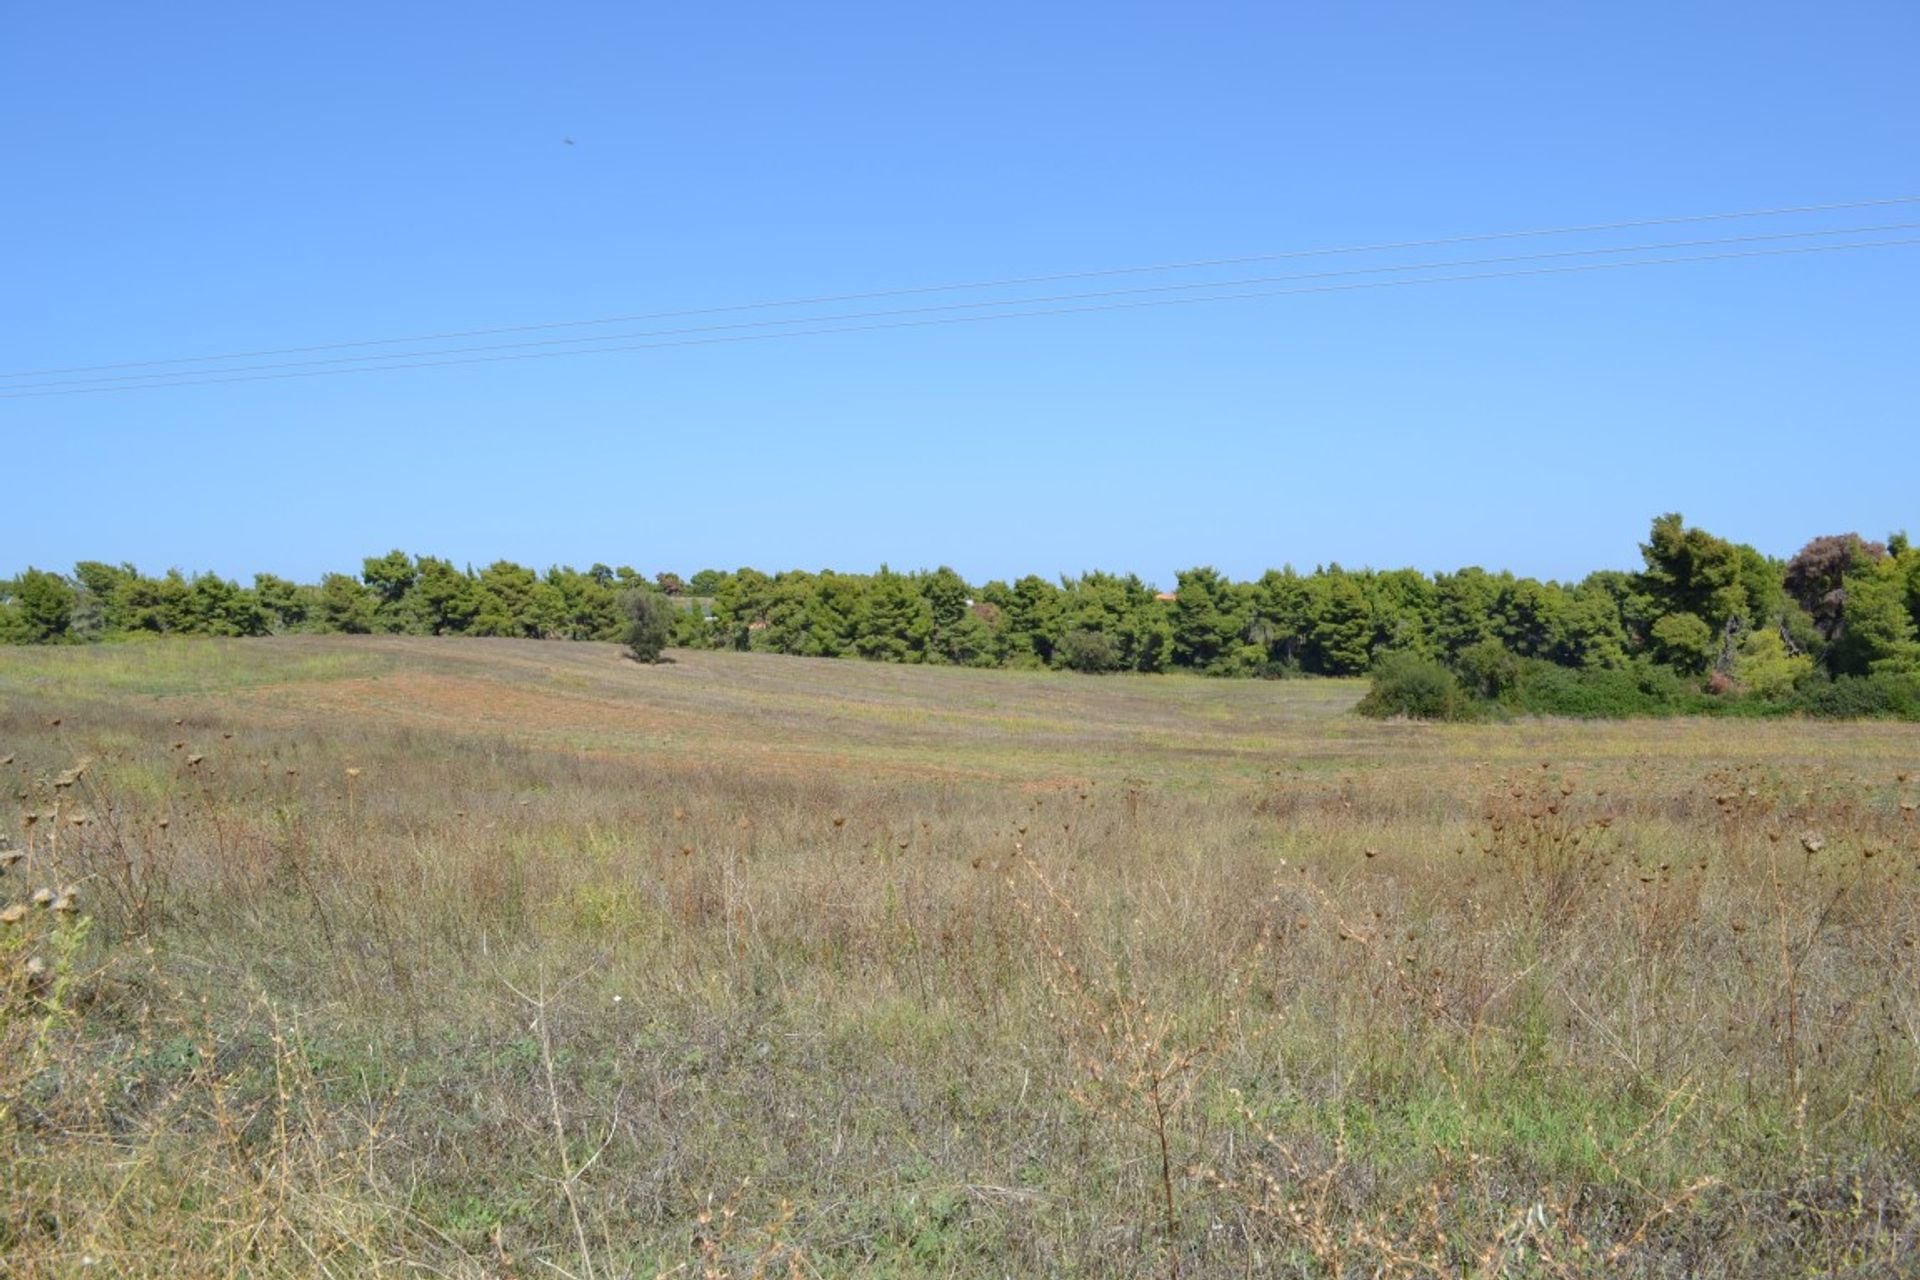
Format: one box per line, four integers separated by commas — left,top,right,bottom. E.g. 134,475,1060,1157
562,136,575,146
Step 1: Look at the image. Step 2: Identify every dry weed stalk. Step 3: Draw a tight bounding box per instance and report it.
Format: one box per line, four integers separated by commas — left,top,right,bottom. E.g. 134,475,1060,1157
498,962,623,1280
1012,844,1230,1278
1203,1088,1449,1278
673,1179,803,1280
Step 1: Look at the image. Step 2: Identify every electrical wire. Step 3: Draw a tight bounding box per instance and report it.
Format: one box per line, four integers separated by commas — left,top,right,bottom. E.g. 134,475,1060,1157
6,234,1914,400
4,194,1917,382
11,220,1918,392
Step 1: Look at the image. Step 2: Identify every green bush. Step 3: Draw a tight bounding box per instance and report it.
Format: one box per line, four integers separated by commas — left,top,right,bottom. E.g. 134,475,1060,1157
1356,654,1477,721
618,589,678,663
1648,612,1716,675
1730,627,1815,700
1055,628,1122,674
2,568,77,643
1504,657,1707,718
1790,672,1920,719
1454,638,1520,700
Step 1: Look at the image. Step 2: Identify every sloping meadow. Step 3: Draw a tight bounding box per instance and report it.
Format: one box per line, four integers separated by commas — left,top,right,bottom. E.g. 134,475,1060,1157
3,637,1919,1276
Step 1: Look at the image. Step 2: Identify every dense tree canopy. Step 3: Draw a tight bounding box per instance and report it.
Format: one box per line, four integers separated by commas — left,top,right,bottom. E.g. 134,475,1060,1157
5,515,1916,714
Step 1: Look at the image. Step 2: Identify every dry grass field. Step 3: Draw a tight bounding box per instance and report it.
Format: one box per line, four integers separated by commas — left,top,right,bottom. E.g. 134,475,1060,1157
4,636,1919,1277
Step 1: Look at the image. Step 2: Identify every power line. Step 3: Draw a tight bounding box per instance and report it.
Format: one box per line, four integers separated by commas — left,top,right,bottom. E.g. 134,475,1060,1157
15,220,1920,393
4,194,1918,381
6,235,1914,400
11,220,1918,393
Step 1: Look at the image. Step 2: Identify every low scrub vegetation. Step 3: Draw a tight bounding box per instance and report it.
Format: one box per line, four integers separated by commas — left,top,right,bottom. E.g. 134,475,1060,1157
1363,653,1920,722
3,640,1918,1275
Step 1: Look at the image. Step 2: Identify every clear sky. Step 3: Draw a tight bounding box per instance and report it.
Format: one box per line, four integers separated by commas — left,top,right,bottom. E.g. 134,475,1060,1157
3,2,1915,589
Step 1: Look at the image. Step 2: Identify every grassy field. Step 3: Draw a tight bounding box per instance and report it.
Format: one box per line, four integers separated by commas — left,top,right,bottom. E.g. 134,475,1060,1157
4,636,1919,1277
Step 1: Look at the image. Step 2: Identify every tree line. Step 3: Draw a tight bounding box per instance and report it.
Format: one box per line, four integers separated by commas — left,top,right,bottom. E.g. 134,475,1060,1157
5,515,1918,714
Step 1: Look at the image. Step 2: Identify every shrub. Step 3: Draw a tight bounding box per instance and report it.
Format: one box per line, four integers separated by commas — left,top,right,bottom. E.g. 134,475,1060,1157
1356,654,1476,720
1648,612,1715,675
618,589,677,663
1729,627,1814,700
1207,641,1278,679
3,568,77,643
1790,672,1920,719
1505,657,1707,718
1056,628,1122,674
1453,638,1520,700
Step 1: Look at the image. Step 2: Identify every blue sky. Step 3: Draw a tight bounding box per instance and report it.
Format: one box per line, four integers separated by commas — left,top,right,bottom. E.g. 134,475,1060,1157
3,2,1915,588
